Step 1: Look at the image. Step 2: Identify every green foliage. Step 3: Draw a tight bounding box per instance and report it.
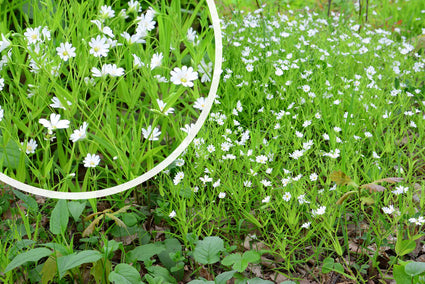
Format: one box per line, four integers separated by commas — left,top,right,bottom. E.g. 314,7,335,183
4,247,52,273
394,261,425,284
109,263,144,284
221,251,261,272
49,199,69,235
193,236,225,264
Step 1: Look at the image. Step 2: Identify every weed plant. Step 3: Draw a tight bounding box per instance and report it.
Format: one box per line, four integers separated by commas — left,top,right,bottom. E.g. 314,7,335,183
1,0,425,283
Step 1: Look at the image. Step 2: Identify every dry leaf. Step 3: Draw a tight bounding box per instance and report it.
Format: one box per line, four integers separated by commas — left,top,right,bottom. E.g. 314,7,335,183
360,183,386,192
82,215,103,237
336,190,357,205
330,171,358,187
105,213,126,228
372,177,404,184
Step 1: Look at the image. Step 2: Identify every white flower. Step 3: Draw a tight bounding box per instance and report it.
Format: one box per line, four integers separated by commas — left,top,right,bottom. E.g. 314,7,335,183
142,125,161,141
392,186,408,195
218,192,226,199
56,42,76,61
256,155,268,164
39,113,70,134
301,222,311,229
193,97,207,111
150,52,163,70
0,34,11,53
136,14,156,32
70,122,88,143
24,27,42,44
50,96,72,109
169,210,176,218
89,35,110,57
83,153,101,168
128,0,142,13
0,105,3,121
207,145,215,153
187,27,198,44
200,174,213,184
105,64,125,77
310,173,318,181
132,54,145,68
262,196,270,203
289,150,304,159
382,205,396,215
173,171,184,185
0,77,4,91
21,139,38,154
282,192,292,202
312,206,326,216
213,179,221,188
121,32,145,45
180,123,195,134
198,59,213,83
99,5,115,19
170,66,198,87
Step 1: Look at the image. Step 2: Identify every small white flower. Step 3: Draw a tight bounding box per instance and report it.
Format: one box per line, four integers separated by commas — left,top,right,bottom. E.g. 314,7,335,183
56,42,76,61
99,5,115,19
169,210,176,218
392,185,408,195
262,196,271,203
193,97,207,111
282,192,291,202
70,122,88,143
256,155,268,164
142,125,161,141
382,205,396,215
83,153,101,168
310,173,318,181
39,113,70,134
89,35,110,57
170,66,198,87
173,171,184,185
301,222,311,229
150,52,163,70
312,206,326,216
213,179,221,188
50,96,72,109
218,192,226,199
156,99,174,115
21,139,38,154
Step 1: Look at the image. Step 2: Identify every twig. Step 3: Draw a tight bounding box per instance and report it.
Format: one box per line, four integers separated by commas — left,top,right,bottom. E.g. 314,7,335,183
365,0,369,22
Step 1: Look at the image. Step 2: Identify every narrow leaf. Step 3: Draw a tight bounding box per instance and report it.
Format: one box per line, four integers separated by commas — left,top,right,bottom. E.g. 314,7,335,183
336,191,357,205
105,213,126,228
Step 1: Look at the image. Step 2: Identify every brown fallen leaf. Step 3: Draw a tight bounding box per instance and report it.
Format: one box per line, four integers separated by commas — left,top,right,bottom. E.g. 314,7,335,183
372,177,404,184
360,183,386,193
330,171,358,187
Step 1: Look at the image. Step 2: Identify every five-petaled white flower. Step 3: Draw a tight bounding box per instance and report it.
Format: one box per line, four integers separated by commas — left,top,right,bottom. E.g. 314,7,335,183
39,113,70,134
70,122,88,143
21,139,38,154
170,66,198,87
89,35,110,57
83,153,101,168
142,125,161,141
56,42,76,61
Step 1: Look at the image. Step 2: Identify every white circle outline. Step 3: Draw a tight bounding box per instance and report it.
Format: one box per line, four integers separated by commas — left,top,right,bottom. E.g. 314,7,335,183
0,0,222,200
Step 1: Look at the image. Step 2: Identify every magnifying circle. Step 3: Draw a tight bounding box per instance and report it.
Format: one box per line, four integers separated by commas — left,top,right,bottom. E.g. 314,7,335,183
0,0,222,200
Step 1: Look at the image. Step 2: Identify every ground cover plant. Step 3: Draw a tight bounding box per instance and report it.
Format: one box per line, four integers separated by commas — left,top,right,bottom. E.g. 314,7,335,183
1,0,425,283
0,0,214,192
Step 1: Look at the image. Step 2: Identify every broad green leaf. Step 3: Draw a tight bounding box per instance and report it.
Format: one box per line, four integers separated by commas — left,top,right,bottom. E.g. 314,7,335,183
193,236,224,265
405,262,425,277
127,243,165,262
0,135,25,169
321,257,335,274
57,250,102,279
246,278,274,284
5,248,52,272
187,280,214,284
12,190,38,212
109,263,143,284
147,265,177,284
222,253,243,272
68,201,86,222
393,264,412,284
395,239,416,257
215,270,237,284
158,238,182,270
243,251,261,263
49,199,69,235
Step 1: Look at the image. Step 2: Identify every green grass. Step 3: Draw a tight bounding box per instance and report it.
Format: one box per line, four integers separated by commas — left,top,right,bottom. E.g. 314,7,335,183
1,0,425,283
